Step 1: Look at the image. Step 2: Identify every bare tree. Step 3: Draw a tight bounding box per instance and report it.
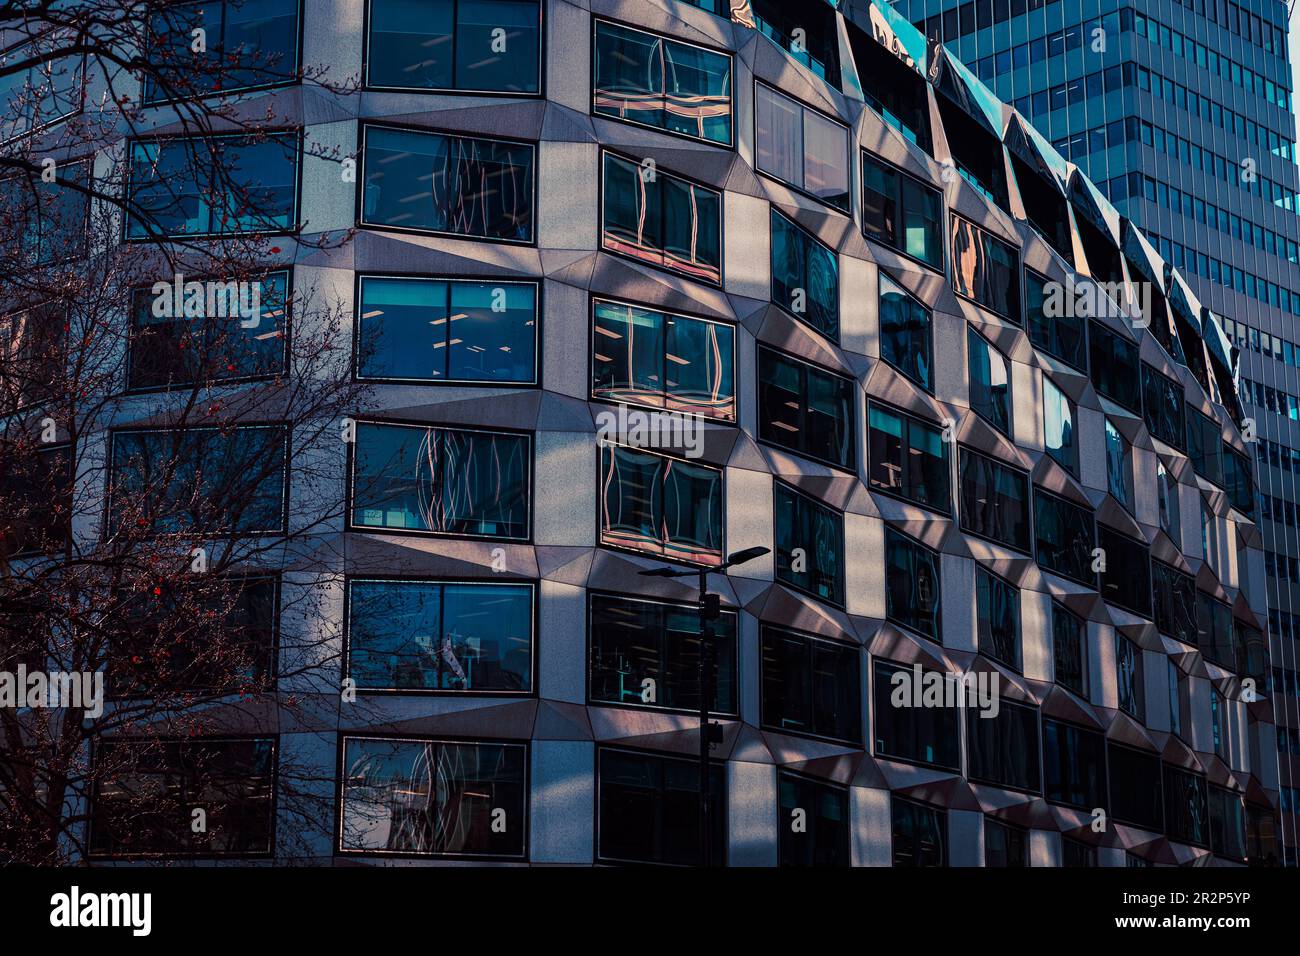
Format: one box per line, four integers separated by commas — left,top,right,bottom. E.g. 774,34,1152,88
0,0,365,864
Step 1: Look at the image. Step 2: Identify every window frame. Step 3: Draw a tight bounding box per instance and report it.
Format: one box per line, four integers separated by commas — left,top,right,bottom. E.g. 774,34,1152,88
772,479,846,608
759,623,862,745
777,768,851,867
877,270,935,393
949,213,1023,323
860,150,945,272
769,207,840,341
753,79,852,212
1025,267,1087,371
966,323,1014,436
958,446,1032,554
756,344,858,472
867,400,952,515
353,272,541,387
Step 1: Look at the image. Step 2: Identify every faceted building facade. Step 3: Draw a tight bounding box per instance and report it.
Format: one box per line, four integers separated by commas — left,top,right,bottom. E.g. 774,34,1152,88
63,0,1280,865
871,0,1298,865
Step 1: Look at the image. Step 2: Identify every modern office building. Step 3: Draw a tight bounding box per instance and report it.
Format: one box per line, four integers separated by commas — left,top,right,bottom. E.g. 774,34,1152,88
21,0,1281,864
868,0,1297,865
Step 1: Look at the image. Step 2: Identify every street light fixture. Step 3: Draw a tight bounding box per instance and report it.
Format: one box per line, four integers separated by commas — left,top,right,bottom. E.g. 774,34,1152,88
637,545,770,867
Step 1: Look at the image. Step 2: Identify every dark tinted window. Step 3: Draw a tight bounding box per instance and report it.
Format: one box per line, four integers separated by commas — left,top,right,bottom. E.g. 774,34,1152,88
771,209,839,339
1097,526,1152,617
1033,489,1095,585
868,403,950,511
951,216,1021,321
885,528,941,639
758,347,856,470
984,818,1028,866
968,700,1040,791
1088,320,1141,413
1026,270,1086,370
761,627,861,743
1108,743,1162,830
1052,602,1086,696
872,659,961,770
1043,719,1105,808
778,772,850,867
599,443,722,565
597,748,725,866
862,153,943,268
1163,764,1208,846
891,797,947,866
1141,362,1185,450
774,483,845,606
960,448,1030,552
879,273,933,390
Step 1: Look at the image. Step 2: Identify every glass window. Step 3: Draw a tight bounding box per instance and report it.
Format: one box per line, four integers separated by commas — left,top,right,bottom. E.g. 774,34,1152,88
1043,719,1106,808
774,483,844,606
143,0,300,102
1141,363,1185,450
1063,837,1097,866
779,772,850,867
959,448,1030,552
109,425,287,535
593,20,732,145
589,594,737,714
1109,746,1164,828
366,0,541,93
597,748,725,866
967,326,1012,434
891,797,947,866
1114,634,1144,720
755,83,849,210
984,818,1028,867
757,347,856,470
770,209,839,339
1185,411,1223,485
361,126,535,242
599,443,722,565
1088,320,1141,413
1052,602,1086,696
357,276,537,384
1042,376,1078,475
346,579,533,692
976,567,1020,669
351,422,530,539
1196,592,1236,669
968,700,1040,791
1163,764,1208,846
1033,489,1095,585
878,273,933,390
339,737,526,857
601,152,722,283
950,216,1021,321
761,626,860,743
88,738,274,857
1104,420,1134,511
872,659,961,770
0,40,82,136
885,528,942,640
868,403,949,512
1222,445,1254,516
1167,659,1183,738
0,441,72,556
592,299,734,420
1156,461,1181,541
1026,270,1086,369
1208,786,1246,859
1098,526,1151,617
130,271,289,390
126,134,299,238
1152,560,1196,645
861,153,943,269
1210,687,1225,756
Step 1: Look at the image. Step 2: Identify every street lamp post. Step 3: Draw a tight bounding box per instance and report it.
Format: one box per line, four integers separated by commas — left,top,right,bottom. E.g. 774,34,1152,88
639,545,769,868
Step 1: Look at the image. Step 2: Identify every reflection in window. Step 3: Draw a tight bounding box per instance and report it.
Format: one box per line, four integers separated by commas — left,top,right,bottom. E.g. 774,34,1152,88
130,271,289,390
950,216,1021,322
959,448,1030,552
1163,764,1208,846
589,594,736,714
779,772,849,867
0,160,90,264
1168,659,1183,738
0,441,72,556
1222,445,1254,516
340,737,526,857
1152,560,1196,646
1141,363,1185,450
1196,591,1236,669
1063,837,1097,866
868,403,949,512
770,209,838,339
968,701,1040,792
879,273,932,390
592,299,734,420
0,302,65,409
891,797,946,866
143,0,300,102
755,83,850,210
109,425,287,535
976,567,1020,669
1043,719,1105,809
757,347,856,469
599,443,722,565
347,580,533,692
774,483,844,606
761,626,860,743
361,126,534,241
0,41,82,136
593,21,732,145
1185,411,1223,485
1026,270,1086,370
357,276,537,384
601,152,722,283
127,134,299,238
1104,420,1134,511
1089,320,1141,413
351,422,530,539
1052,602,1086,696
1156,461,1181,542
1033,489,1095,585
872,659,961,770
1112,738,1164,832
1208,786,1246,860
365,0,541,93
861,153,943,269
885,528,941,640
984,818,1028,867
1097,526,1151,617
967,327,1011,434
1042,376,1077,475
88,738,275,857
1211,688,1225,757
598,748,725,866
1115,635,1144,720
